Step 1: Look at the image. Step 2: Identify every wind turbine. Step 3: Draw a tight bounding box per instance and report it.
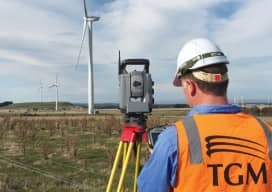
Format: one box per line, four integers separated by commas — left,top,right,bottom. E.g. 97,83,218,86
76,0,100,115
49,74,59,111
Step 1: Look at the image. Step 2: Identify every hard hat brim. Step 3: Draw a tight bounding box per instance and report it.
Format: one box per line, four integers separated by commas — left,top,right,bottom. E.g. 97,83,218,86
173,75,182,87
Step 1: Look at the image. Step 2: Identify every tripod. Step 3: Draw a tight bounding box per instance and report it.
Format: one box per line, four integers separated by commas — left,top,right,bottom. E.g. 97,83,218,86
106,114,148,192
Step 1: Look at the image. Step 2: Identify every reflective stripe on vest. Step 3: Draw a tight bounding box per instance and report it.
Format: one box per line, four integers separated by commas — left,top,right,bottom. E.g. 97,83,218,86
182,116,272,164
256,118,272,160
182,116,203,164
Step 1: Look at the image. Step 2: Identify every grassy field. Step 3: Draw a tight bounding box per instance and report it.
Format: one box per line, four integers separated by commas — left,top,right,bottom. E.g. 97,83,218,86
0,107,271,192
0,108,189,192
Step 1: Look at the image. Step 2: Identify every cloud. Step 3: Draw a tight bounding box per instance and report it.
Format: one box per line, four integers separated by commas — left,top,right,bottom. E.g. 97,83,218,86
0,0,271,103
214,0,272,58
210,0,272,99
89,0,222,104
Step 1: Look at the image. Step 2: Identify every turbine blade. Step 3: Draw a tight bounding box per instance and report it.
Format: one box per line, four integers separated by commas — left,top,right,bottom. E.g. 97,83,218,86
83,0,88,17
75,21,87,70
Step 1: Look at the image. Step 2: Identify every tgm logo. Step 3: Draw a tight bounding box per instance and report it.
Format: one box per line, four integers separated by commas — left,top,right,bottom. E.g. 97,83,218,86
205,135,268,186
205,135,265,160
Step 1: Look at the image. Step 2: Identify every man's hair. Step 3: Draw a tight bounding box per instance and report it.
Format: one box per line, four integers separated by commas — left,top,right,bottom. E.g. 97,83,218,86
181,64,229,96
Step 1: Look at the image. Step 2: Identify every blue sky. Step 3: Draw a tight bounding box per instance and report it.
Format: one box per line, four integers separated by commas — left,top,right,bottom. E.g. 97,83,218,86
0,0,271,104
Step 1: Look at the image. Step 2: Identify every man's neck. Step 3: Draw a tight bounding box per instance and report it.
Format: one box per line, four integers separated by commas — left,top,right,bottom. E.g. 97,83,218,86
192,95,228,106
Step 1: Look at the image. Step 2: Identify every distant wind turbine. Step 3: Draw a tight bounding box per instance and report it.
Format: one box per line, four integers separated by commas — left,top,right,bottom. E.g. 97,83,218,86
240,96,244,107
49,74,59,111
76,0,100,115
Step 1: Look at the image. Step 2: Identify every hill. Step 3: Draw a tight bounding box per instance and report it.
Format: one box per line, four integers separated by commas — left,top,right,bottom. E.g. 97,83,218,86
0,102,77,111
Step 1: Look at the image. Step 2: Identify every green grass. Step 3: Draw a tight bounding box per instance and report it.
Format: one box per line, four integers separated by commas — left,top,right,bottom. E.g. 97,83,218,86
0,114,127,191
0,108,271,191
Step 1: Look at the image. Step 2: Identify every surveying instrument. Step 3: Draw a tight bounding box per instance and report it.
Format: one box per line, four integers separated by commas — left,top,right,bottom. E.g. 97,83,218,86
106,54,154,192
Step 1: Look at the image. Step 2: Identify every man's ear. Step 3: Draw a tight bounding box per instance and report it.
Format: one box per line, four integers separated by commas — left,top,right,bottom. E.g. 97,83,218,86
186,79,197,96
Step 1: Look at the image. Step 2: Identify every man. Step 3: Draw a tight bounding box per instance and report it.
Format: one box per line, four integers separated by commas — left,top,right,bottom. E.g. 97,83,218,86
137,38,272,191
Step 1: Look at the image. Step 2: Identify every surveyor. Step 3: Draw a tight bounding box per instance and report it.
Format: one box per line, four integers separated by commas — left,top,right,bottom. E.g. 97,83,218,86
137,38,272,191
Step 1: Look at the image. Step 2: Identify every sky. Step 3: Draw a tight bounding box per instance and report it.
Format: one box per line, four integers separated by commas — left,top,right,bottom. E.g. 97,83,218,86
0,0,271,104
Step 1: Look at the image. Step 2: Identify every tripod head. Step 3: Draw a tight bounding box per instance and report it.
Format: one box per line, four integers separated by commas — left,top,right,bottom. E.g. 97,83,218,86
124,113,147,127
120,113,148,143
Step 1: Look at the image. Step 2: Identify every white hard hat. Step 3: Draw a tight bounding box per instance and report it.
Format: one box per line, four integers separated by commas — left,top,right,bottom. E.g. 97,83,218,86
173,38,229,87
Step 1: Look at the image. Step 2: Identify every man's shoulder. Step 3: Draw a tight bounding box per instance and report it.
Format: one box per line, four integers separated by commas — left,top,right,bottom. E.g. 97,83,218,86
154,124,178,151
159,124,177,139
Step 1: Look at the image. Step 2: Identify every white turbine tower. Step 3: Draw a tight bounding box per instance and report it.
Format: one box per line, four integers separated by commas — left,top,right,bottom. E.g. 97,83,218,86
76,0,100,115
49,74,59,111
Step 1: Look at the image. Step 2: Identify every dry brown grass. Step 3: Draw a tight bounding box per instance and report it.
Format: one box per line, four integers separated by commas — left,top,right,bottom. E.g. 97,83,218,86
0,112,128,191
0,108,268,191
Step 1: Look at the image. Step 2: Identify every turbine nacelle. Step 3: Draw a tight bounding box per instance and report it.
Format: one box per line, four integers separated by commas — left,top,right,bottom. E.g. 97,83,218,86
49,74,59,88
84,16,100,22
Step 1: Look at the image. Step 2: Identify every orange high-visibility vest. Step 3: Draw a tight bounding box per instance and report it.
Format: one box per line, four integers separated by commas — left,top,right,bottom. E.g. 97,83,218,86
173,113,272,192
